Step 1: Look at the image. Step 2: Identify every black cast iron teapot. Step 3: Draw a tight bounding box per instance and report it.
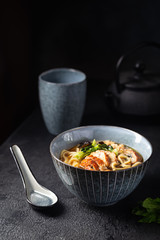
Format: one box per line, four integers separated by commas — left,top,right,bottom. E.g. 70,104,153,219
105,41,160,116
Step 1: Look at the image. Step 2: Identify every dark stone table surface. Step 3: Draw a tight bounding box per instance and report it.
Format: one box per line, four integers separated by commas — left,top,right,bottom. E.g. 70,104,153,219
1,94,160,239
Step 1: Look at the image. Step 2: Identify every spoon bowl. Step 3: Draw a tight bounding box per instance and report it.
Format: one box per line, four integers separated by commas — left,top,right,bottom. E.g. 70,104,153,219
10,145,58,208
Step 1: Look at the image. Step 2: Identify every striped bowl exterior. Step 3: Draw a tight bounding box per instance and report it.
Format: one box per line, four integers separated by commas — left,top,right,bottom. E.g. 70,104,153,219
51,155,149,206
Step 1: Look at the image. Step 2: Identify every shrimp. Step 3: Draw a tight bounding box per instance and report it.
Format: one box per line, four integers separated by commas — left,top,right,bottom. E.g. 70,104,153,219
79,150,116,171
123,148,143,164
80,157,105,171
88,150,111,167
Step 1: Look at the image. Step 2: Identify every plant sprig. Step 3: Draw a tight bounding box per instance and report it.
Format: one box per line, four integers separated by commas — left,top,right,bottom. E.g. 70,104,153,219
132,197,160,224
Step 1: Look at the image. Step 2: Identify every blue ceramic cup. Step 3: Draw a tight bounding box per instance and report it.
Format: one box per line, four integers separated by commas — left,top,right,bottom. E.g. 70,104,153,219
39,68,86,135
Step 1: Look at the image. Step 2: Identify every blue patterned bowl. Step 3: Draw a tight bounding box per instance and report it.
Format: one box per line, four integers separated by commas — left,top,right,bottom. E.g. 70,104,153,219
50,126,152,206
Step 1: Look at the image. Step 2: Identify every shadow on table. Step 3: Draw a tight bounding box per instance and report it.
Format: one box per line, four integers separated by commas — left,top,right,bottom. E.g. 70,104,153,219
84,174,160,223
31,200,65,217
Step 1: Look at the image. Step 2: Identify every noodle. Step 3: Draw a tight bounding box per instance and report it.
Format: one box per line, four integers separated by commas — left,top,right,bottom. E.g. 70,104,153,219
60,140,143,171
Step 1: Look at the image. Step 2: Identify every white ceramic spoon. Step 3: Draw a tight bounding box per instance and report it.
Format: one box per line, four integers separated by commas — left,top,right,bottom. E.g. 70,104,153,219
10,145,58,208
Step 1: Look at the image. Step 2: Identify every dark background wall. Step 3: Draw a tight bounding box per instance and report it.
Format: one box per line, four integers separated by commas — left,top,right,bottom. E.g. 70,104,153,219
0,0,160,144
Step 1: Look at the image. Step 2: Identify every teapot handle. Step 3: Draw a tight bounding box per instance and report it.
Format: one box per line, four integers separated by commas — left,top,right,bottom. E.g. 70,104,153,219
116,41,160,93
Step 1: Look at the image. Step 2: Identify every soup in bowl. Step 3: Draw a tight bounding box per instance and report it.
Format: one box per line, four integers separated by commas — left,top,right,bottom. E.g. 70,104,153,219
50,126,152,206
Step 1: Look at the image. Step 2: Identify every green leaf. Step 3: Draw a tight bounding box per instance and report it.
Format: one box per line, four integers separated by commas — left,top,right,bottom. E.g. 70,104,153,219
142,198,160,212
132,197,160,224
138,213,157,223
74,151,86,160
92,139,97,147
112,148,118,156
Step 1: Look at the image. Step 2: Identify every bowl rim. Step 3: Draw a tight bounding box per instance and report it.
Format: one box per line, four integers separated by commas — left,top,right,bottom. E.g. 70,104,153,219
49,125,153,173
39,68,86,86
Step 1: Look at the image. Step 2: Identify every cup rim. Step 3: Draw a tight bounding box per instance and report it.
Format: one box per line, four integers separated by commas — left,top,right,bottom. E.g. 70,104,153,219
49,125,153,173
39,68,86,86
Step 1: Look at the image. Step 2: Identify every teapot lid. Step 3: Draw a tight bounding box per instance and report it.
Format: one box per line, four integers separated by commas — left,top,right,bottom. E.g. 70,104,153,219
124,61,160,90
116,41,160,92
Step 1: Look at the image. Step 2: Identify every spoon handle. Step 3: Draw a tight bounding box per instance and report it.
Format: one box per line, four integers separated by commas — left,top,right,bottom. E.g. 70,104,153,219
10,145,39,192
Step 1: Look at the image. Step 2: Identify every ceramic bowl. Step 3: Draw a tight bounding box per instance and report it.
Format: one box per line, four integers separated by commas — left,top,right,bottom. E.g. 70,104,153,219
50,126,152,206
